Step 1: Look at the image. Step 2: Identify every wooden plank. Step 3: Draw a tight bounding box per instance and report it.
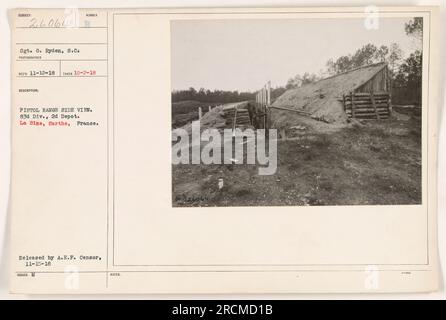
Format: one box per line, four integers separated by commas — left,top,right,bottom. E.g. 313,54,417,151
359,118,389,121
345,98,388,103
351,91,389,97
348,115,389,120
370,91,380,120
351,91,356,118
269,105,311,115
234,115,250,118
387,95,392,116
267,81,271,105
346,112,389,117
233,107,238,131
345,102,388,107
347,112,388,117
347,96,390,101
348,117,389,120
346,109,389,115
345,104,388,109
345,106,390,111
346,110,389,114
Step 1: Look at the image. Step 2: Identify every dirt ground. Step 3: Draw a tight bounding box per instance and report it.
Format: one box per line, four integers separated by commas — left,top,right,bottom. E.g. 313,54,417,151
172,108,421,207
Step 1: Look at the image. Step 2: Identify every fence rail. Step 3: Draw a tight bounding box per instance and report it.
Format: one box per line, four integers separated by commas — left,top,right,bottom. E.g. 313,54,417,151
255,81,271,129
343,91,391,120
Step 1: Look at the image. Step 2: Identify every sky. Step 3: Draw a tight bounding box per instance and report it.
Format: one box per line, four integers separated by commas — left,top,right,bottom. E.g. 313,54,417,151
171,17,421,92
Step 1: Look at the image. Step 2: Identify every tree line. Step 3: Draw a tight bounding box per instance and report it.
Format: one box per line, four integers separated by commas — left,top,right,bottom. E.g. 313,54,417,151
171,88,255,104
172,18,423,106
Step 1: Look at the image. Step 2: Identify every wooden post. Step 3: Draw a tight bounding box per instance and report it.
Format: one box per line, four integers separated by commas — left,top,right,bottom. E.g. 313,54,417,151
387,93,392,116
386,65,393,116
198,107,202,120
254,82,273,129
262,86,267,129
233,106,238,132
370,90,380,120
256,92,259,123
266,107,271,130
265,87,268,130
351,92,356,118
267,81,271,105
208,106,211,112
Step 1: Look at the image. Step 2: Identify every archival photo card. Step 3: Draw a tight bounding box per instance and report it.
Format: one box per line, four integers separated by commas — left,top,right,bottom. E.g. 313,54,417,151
9,7,439,294
171,17,424,207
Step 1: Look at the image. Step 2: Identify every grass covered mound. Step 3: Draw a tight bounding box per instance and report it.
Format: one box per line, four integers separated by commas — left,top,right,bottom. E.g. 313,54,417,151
172,114,421,207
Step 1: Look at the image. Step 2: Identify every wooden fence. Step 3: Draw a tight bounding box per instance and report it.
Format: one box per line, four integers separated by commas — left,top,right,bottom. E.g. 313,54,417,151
223,102,251,130
254,81,271,129
343,91,391,120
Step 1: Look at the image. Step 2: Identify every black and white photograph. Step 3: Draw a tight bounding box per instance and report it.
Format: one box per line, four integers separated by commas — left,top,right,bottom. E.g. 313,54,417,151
171,17,423,207
3,4,443,297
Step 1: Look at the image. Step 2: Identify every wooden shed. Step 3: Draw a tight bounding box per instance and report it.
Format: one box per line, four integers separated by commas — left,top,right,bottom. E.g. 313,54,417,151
343,63,391,120
271,62,392,125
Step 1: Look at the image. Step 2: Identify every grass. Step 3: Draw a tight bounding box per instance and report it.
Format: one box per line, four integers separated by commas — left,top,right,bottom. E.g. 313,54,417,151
172,115,421,207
